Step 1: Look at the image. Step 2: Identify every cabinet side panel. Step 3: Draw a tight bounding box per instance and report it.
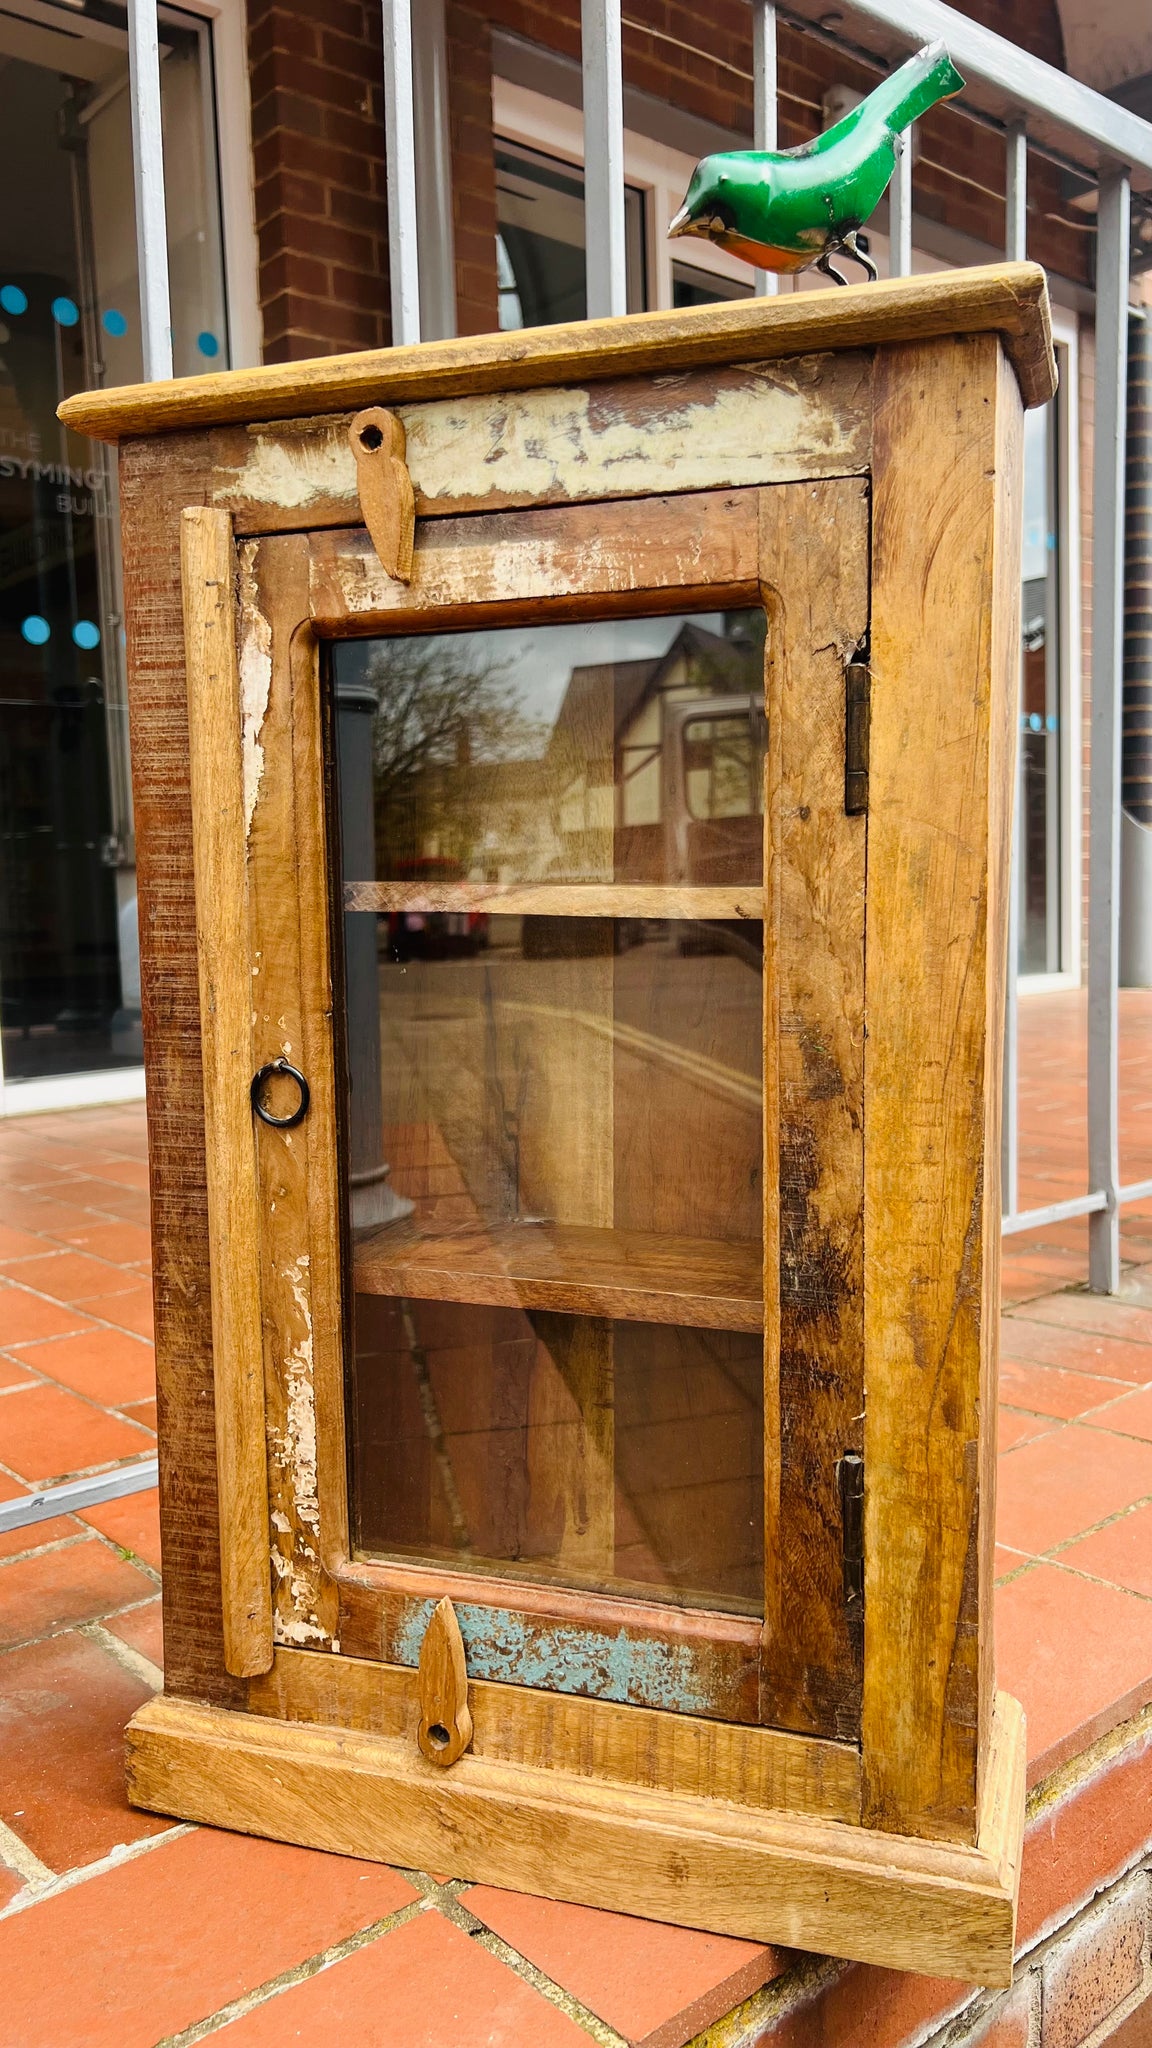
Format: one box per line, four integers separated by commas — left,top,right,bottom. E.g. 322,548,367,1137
118,434,245,1708
863,336,1011,1841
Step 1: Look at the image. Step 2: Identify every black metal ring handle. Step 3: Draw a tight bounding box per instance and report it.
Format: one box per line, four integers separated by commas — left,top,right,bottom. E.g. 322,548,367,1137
250,1059,310,1130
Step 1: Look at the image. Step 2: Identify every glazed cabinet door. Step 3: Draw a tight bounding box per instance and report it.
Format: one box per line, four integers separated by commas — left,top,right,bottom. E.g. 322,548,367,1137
185,476,870,1820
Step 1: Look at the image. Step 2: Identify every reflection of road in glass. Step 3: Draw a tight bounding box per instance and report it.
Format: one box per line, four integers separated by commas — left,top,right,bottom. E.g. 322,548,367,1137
373,919,762,1241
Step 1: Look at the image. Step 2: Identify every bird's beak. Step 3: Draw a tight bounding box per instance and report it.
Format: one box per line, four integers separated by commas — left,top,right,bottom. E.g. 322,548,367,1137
668,205,691,238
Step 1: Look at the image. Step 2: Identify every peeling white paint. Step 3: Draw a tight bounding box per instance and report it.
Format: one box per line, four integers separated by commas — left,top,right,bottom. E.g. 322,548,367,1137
215,421,351,511
238,545,272,837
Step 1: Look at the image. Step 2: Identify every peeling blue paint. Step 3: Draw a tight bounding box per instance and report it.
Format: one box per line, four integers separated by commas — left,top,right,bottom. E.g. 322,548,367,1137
392,1598,712,1714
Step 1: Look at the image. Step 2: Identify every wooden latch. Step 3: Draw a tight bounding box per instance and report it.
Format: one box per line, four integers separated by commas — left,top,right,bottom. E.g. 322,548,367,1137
845,653,870,815
416,1596,473,1767
349,406,414,583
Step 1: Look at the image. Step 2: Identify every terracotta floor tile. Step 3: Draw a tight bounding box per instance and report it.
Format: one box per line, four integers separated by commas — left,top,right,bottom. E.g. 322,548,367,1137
105,1597,162,1669
82,1284,153,1341
999,1358,1134,1420
59,1185,151,1227
11,1328,156,1407
0,1513,81,1562
0,1863,22,1908
0,1830,417,2048
463,1885,785,2047
0,1195,109,1239
121,1397,156,1432
219,1906,590,2048
0,1224,52,1262
1058,1502,1152,1599
0,1251,143,1306
56,1221,152,1266
996,1562,1152,1781
83,1158,150,1191
0,1284,99,1348
1017,1295,1152,1346
998,1409,1053,1453
0,1354,36,1390
81,1488,161,1570
996,1423,1152,1556
0,1630,168,1871
0,1537,154,1650
0,1383,152,1485
1000,1318,1152,1384
1080,1386,1152,1444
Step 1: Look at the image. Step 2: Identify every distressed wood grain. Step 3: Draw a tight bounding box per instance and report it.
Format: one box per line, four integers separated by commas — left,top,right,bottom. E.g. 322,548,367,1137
861,335,1021,1844
61,264,1054,445
248,1643,860,1819
308,490,762,633
182,507,273,1678
759,478,870,1745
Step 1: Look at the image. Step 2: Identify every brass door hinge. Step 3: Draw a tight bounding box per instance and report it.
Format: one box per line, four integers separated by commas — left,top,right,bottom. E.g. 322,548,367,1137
845,654,870,815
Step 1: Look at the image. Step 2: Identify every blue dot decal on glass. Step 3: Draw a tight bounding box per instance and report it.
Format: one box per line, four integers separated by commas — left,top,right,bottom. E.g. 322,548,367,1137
196,330,220,359
102,308,127,338
52,296,80,328
73,620,101,651
1029,712,1043,732
0,284,27,316
21,615,50,646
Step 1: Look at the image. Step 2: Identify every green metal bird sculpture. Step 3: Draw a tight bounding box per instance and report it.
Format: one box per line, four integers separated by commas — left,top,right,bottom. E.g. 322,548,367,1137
669,40,964,285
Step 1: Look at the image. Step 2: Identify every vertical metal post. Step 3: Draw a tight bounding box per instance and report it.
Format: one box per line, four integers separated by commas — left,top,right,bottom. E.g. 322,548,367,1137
1001,124,1027,1220
581,0,628,319
1088,169,1132,1292
889,132,913,277
752,2,778,298
412,0,457,342
126,0,172,380
382,0,421,346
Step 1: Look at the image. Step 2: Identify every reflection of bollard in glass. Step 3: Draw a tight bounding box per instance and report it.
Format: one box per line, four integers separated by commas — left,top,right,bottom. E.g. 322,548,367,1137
335,680,413,1231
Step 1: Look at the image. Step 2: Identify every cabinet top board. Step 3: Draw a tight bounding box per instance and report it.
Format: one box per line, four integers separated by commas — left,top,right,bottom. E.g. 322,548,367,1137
60,261,1054,446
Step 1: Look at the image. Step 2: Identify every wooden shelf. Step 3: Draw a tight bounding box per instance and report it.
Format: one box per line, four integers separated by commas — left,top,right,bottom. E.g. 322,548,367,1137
353,1220,763,1332
343,881,763,922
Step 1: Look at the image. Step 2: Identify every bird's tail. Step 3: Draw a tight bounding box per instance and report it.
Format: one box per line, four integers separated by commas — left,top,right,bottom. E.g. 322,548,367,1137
872,40,964,137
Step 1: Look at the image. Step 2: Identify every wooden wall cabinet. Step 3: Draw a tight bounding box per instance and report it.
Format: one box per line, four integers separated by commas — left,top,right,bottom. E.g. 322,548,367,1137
61,264,1056,1986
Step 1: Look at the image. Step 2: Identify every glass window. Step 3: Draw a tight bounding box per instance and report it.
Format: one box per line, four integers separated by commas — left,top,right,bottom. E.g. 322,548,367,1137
0,2,228,1080
1019,393,1061,975
334,612,766,1613
672,261,753,309
495,140,646,327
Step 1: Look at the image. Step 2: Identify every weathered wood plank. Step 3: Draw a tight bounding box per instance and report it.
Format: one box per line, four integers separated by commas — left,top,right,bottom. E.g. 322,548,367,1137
759,477,869,1745
204,355,871,533
118,430,246,1710
182,507,273,1678
308,490,762,632
861,335,1020,1844
247,1643,861,1821
61,264,1055,444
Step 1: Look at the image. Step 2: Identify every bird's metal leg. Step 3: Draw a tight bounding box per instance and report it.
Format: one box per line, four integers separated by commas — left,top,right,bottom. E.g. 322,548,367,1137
815,248,850,287
841,231,879,282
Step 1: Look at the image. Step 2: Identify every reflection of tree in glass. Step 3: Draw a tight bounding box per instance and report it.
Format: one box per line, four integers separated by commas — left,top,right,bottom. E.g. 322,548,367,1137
364,638,547,875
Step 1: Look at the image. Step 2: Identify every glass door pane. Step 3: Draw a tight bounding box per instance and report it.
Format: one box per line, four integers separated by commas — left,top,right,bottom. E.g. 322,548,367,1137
335,611,767,1613
1019,394,1061,975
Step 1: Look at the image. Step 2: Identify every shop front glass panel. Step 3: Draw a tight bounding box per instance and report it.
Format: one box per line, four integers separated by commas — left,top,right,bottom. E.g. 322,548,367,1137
495,140,646,327
0,2,227,1079
335,612,766,1614
1019,391,1061,975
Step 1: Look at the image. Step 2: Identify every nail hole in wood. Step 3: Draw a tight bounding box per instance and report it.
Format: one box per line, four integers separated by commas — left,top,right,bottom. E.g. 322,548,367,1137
359,422,384,451
427,1723,450,1749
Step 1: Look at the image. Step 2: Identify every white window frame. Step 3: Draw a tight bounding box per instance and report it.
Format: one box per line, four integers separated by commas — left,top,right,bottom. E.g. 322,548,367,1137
0,0,258,1117
1018,309,1082,996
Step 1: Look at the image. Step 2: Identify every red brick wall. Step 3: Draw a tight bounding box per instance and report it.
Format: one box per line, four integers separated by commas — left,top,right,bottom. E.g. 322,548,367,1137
246,0,391,362
245,0,1088,360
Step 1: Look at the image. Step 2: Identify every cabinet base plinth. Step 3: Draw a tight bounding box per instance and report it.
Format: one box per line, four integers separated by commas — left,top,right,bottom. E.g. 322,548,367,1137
126,1689,1025,1985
